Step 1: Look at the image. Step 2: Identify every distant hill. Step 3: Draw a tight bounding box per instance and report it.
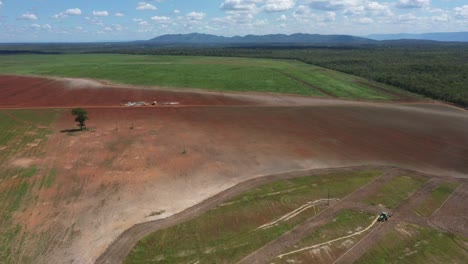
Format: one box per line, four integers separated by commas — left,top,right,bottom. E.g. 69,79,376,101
148,33,376,44
368,32,468,42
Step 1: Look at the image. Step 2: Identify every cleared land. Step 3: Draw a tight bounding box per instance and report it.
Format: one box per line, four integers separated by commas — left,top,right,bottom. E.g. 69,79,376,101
0,61,465,264
0,54,419,100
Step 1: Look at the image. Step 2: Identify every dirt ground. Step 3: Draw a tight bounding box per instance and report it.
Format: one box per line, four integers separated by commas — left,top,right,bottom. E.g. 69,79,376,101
0,75,467,264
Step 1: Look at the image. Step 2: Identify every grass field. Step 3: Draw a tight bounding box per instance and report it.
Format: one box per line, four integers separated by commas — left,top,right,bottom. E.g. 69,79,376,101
0,109,60,263
364,175,427,209
277,210,375,263
356,223,468,264
124,170,382,264
0,54,398,100
415,182,460,217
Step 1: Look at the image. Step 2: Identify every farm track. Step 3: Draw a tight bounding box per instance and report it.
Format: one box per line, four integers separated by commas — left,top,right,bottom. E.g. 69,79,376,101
95,166,467,264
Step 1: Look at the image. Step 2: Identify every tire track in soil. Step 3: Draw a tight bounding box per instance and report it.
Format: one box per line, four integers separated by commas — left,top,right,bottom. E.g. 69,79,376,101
333,179,442,264
94,165,391,264
236,168,400,264
274,70,337,98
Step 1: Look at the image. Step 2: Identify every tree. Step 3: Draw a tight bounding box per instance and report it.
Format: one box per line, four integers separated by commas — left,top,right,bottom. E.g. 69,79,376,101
71,108,89,131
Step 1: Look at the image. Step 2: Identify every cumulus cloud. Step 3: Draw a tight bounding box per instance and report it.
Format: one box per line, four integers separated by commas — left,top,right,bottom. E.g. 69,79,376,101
30,23,52,30
308,0,347,11
65,8,82,16
93,11,109,17
293,5,336,23
53,8,82,19
221,0,295,13
264,0,296,12
396,0,430,9
136,2,157,11
432,14,448,22
19,12,38,20
186,12,206,21
221,0,261,12
277,14,287,21
174,9,181,14
357,17,373,23
115,12,125,17
454,5,468,19
151,16,171,23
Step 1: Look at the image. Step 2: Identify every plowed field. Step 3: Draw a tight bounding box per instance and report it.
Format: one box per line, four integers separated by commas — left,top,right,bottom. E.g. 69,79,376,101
0,75,466,264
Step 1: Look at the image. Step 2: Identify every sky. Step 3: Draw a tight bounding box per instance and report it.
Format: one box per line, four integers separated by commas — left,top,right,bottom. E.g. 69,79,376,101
0,0,467,42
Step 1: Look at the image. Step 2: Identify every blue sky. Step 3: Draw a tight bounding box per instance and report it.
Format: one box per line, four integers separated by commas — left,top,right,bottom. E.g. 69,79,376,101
0,0,467,42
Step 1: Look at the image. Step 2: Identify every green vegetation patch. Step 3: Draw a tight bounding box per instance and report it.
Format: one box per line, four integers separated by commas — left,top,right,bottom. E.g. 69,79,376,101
364,175,427,209
277,210,375,263
0,109,59,263
415,182,460,217
0,54,397,99
357,223,468,264
125,170,382,264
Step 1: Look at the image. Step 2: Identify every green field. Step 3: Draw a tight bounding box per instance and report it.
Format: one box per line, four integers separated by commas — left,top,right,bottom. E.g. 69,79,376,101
0,109,60,263
364,175,427,209
277,210,375,263
415,182,460,217
0,54,400,100
124,170,382,264
357,223,468,264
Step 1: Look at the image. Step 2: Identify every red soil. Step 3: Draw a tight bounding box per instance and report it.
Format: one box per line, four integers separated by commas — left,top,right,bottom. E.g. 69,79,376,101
0,75,255,107
1,75,467,264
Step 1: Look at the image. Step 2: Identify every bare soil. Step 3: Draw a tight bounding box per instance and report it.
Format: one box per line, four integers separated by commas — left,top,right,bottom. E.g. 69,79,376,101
0,75,466,264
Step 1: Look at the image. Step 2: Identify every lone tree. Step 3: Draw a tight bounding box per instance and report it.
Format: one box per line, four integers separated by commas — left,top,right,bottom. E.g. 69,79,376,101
71,108,89,131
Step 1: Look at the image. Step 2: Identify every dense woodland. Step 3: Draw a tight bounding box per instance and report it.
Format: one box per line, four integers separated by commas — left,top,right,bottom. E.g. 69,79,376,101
1,42,467,107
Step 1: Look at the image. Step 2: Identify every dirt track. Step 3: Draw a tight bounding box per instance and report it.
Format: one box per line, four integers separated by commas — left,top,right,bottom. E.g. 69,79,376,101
1,75,467,264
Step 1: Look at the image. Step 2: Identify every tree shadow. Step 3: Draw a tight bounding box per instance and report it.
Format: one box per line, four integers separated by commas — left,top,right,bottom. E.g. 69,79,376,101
60,128,82,133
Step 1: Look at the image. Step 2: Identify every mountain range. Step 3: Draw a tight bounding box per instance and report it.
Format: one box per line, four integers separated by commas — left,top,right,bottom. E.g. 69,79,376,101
147,32,468,45
367,32,468,42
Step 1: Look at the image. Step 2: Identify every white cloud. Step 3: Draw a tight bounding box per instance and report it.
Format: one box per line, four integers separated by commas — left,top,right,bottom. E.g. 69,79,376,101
93,11,109,17
277,14,287,21
53,8,82,19
357,17,373,23
174,9,181,14
263,0,295,12
344,1,393,17
186,12,206,21
115,12,125,17
308,0,347,11
293,5,336,23
432,14,448,22
30,23,52,30
398,13,419,23
221,0,261,12
454,5,468,19
396,0,430,9
136,2,157,11
19,12,38,20
151,16,171,23
65,8,82,16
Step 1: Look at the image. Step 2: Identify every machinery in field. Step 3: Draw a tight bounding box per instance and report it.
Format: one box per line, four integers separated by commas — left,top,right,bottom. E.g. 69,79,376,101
378,212,392,222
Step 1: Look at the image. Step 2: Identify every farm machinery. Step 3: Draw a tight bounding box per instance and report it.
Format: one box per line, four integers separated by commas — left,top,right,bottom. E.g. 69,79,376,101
378,212,392,222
